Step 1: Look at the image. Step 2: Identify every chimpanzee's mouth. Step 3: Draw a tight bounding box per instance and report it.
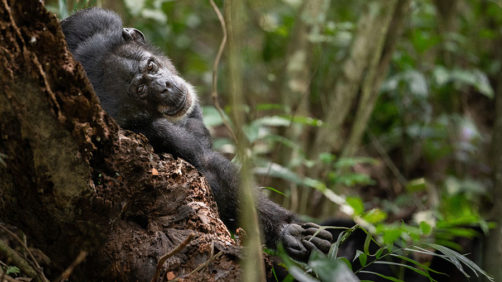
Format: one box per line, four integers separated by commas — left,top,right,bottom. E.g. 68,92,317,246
158,92,189,117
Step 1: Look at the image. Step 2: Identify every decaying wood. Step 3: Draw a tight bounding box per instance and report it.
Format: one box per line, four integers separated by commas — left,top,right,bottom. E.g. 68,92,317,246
0,0,241,280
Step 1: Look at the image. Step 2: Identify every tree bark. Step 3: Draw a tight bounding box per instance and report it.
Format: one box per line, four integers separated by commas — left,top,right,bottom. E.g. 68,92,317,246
0,1,240,281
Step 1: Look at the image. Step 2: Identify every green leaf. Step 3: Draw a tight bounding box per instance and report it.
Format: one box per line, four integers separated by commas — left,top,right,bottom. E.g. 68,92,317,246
58,0,69,19
433,67,494,98
328,231,345,259
261,186,286,197
309,252,359,282
389,253,444,275
335,173,374,187
256,103,284,111
355,250,367,267
363,232,372,255
6,266,20,275
375,248,385,259
405,70,428,97
254,162,304,186
381,228,402,245
362,209,387,224
276,244,318,282
288,266,319,282
124,0,146,16
406,178,427,192
419,221,432,235
426,243,494,281
254,116,291,127
374,261,433,281
346,197,364,216
202,106,226,127
319,153,336,164
264,134,302,151
281,115,324,127
328,227,355,259
358,270,403,282
334,157,376,168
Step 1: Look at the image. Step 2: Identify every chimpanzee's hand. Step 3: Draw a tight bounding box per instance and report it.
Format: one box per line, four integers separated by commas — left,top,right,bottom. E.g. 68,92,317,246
280,222,333,261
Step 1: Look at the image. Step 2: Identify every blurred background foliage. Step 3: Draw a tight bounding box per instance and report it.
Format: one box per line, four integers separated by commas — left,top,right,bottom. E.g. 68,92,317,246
47,0,502,280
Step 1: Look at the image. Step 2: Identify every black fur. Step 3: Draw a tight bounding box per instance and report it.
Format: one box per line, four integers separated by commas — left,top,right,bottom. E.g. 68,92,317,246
61,8,332,261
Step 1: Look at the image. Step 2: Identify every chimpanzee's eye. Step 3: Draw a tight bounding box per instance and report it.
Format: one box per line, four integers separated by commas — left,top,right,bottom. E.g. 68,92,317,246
147,59,157,73
137,84,147,97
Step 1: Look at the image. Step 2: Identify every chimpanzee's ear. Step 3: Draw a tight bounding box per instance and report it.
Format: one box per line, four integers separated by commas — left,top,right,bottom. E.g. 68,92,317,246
122,27,145,43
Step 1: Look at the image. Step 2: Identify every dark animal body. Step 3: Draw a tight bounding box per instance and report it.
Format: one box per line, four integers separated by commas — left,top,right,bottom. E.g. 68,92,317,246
61,8,332,262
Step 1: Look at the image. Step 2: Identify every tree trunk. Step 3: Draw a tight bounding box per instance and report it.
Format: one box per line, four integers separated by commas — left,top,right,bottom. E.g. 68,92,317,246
277,0,330,214
307,0,409,217
483,36,502,282
340,0,411,159
0,1,240,281
225,1,265,281
311,0,399,159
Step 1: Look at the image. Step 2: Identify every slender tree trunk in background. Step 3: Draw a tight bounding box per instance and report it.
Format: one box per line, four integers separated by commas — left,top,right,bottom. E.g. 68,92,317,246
433,0,460,34
225,1,266,281
324,0,412,218
0,1,240,280
311,0,398,160
431,0,460,66
307,0,403,216
275,0,329,213
340,0,411,159
483,37,502,282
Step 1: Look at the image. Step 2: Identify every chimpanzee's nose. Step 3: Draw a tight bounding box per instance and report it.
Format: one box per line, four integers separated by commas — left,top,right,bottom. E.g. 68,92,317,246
165,80,182,97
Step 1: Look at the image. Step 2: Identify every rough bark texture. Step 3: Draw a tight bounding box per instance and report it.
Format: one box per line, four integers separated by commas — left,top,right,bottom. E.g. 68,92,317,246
0,0,240,280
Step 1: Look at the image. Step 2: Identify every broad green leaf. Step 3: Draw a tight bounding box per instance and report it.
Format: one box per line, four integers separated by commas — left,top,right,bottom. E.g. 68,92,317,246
346,197,364,216
6,266,20,275
406,70,428,97
288,266,319,282
354,250,367,267
202,106,226,127
363,209,387,224
382,228,402,245
309,252,359,282
419,221,432,235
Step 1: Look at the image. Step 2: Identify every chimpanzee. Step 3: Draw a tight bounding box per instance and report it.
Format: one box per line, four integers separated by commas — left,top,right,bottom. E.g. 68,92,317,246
61,8,332,262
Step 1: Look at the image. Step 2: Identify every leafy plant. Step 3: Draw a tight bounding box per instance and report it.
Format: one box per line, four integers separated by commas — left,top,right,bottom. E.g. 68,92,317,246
274,223,493,282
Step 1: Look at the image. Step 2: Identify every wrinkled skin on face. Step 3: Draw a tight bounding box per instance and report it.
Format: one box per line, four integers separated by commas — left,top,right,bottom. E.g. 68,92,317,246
61,7,333,264
100,44,197,126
